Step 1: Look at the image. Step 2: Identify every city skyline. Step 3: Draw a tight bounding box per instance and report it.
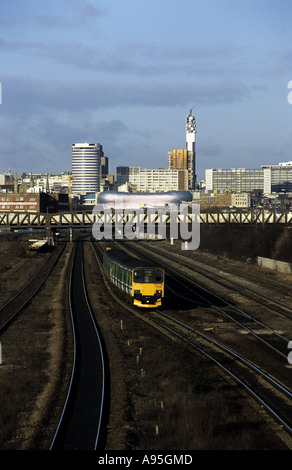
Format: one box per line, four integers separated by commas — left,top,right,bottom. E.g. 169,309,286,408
0,1,292,181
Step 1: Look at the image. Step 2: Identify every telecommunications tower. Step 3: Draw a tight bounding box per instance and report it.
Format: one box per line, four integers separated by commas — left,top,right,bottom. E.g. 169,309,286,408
186,108,196,189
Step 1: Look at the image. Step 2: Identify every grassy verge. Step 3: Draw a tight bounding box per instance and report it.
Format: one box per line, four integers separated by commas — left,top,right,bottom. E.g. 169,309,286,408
83,240,287,450
0,238,73,449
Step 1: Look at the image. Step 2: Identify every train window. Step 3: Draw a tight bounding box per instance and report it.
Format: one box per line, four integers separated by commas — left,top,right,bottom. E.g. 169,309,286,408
134,268,163,283
134,270,144,282
144,270,152,283
153,269,163,282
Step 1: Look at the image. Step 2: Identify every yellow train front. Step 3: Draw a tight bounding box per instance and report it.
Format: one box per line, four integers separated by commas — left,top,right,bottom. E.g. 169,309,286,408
103,248,165,308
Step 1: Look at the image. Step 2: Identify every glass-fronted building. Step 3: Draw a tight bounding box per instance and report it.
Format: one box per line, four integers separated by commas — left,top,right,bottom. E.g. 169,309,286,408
116,166,188,192
205,163,292,195
72,142,103,194
263,164,292,193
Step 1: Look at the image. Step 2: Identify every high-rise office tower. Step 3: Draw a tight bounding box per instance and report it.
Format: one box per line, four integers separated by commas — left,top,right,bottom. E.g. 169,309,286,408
168,149,188,171
168,109,197,190
100,156,109,177
186,108,196,189
72,142,103,193
168,149,193,190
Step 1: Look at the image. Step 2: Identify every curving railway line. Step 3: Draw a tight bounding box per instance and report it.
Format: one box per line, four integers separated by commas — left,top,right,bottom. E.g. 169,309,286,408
2,234,290,449
50,239,106,450
0,244,65,334
91,239,292,448
141,241,292,320
123,241,292,362
0,236,107,450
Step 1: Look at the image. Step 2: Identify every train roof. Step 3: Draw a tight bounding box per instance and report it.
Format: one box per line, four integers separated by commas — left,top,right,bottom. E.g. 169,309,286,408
103,248,163,271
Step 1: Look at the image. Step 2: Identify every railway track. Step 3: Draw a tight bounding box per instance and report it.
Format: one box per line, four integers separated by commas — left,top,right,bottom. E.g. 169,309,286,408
141,241,292,319
50,239,106,451
152,309,292,435
0,244,66,334
91,239,292,448
123,241,292,362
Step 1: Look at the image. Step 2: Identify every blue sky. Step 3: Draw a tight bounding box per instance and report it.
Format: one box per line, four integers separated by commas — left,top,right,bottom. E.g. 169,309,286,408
1,0,292,181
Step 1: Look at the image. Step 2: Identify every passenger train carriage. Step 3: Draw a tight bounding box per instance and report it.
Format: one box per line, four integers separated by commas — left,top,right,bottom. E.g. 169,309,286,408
103,248,164,308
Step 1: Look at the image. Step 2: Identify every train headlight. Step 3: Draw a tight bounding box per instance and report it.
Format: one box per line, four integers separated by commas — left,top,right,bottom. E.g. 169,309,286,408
155,290,162,301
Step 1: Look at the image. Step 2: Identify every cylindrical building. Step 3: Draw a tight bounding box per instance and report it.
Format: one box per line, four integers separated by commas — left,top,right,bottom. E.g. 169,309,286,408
72,142,102,194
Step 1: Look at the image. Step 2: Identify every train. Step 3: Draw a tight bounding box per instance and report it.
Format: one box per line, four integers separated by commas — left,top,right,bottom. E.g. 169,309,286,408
103,248,165,308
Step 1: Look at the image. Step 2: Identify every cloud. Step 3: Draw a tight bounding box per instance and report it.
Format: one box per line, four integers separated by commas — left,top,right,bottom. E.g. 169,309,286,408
72,0,105,19
0,32,250,81
0,72,252,174
1,75,252,120
48,41,248,79
35,0,106,29
0,37,40,52
0,104,135,173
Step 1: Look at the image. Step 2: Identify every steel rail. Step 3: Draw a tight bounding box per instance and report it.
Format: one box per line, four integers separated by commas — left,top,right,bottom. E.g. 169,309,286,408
152,313,292,435
49,243,77,450
0,244,66,334
166,273,289,361
155,309,292,400
0,253,52,312
81,246,105,449
125,242,290,359
92,240,292,440
50,240,105,450
142,242,292,318
122,242,292,434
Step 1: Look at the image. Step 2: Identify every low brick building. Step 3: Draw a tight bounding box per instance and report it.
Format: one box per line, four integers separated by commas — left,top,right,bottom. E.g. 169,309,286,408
0,192,69,213
200,190,232,209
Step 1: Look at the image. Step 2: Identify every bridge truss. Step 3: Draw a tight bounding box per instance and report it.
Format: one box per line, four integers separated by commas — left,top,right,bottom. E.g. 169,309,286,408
0,209,292,230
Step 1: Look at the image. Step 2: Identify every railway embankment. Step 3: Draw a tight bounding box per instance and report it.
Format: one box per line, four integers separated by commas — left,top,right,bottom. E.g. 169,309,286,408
198,224,292,263
0,232,291,450
0,234,74,450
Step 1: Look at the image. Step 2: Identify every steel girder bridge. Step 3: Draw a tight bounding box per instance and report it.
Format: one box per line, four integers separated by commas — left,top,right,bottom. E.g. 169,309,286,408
0,209,292,230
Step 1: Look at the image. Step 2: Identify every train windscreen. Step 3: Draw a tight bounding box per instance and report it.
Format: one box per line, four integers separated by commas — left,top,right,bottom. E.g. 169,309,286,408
134,268,163,283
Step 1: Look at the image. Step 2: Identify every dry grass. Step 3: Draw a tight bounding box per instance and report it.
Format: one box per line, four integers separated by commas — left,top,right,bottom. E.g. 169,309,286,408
0,319,51,448
83,241,286,450
0,233,49,304
0,236,73,449
117,333,269,450
0,234,287,450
